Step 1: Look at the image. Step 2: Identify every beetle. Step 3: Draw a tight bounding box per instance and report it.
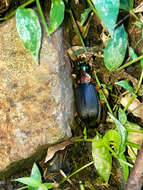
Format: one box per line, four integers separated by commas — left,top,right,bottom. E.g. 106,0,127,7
74,64,100,126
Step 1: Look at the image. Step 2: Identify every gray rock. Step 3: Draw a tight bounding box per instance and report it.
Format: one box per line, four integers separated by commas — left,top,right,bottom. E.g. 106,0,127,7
0,15,73,177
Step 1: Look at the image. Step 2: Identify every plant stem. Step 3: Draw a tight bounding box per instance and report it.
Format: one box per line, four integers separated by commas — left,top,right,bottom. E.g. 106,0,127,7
94,70,113,114
79,181,85,190
86,0,98,16
35,0,50,37
105,144,133,168
123,69,143,111
59,161,94,184
14,185,29,190
0,0,35,21
126,141,140,149
123,95,135,112
127,128,143,134
117,54,143,71
69,10,87,52
135,69,143,94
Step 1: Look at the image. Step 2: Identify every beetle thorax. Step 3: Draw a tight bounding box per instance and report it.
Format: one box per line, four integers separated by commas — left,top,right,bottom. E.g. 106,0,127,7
80,73,91,83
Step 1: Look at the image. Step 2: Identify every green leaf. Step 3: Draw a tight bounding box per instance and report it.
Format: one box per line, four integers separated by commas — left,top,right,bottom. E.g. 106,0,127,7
140,59,143,69
92,0,119,36
13,177,41,187
118,153,129,182
80,8,92,26
134,21,143,28
129,47,138,60
49,0,65,34
104,25,128,71
30,163,42,183
38,184,47,190
103,130,120,150
108,113,127,155
120,0,134,11
16,7,41,64
118,108,127,125
92,135,112,183
115,80,135,95
43,183,55,189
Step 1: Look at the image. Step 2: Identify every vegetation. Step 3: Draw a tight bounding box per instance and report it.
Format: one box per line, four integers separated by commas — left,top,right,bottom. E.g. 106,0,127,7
1,0,143,189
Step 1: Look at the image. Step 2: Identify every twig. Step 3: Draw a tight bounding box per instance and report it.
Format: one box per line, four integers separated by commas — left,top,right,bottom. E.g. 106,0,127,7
59,161,94,184
35,0,50,37
69,10,87,52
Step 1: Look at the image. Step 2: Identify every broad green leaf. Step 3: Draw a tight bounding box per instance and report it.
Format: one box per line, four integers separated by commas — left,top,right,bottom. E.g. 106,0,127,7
30,163,42,183
118,108,127,125
81,8,92,26
108,113,127,155
129,47,138,60
119,153,129,182
92,0,119,36
49,0,65,34
104,25,128,71
103,129,120,150
115,80,135,96
92,136,112,183
16,7,41,64
13,177,40,187
120,0,134,11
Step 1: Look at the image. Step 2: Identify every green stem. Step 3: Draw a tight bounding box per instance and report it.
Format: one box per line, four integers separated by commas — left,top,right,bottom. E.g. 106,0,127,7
35,0,50,37
74,138,93,142
59,161,94,184
69,10,87,52
13,186,29,190
135,69,143,93
127,128,143,133
86,0,98,16
126,141,141,149
123,95,135,112
117,54,143,71
123,68,143,111
105,144,133,168
79,181,85,190
94,70,113,114
0,0,35,21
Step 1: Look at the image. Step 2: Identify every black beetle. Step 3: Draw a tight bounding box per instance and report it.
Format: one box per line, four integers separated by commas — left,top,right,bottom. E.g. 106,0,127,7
74,64,100,126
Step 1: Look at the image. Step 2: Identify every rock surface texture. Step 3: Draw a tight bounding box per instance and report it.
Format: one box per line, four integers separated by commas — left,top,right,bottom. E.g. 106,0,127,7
0,16,73,177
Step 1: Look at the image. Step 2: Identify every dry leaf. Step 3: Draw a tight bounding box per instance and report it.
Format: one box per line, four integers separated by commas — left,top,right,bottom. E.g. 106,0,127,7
126,122,143,161
67,46,85,61
134,2,143,13
120,96,143,121
45,139,73,162
77,20,90,39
